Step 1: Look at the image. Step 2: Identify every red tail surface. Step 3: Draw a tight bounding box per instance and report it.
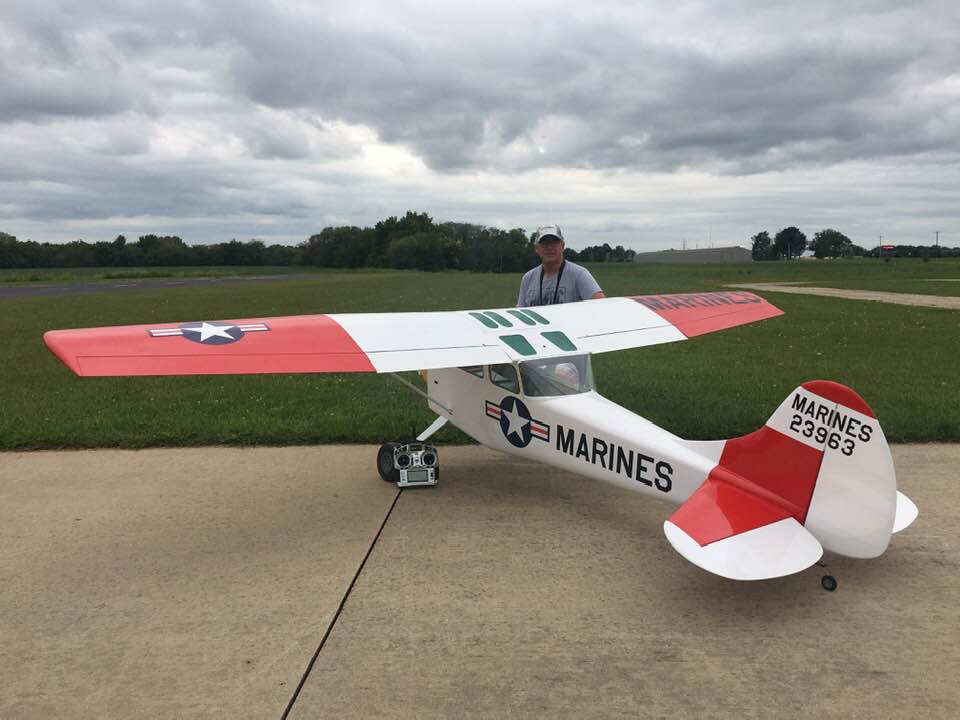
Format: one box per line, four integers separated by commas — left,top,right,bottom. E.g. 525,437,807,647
665,381,906,580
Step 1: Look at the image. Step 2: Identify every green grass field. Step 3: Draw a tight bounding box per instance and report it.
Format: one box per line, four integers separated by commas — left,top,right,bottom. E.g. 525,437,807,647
1,261,958,449
3,255,960,293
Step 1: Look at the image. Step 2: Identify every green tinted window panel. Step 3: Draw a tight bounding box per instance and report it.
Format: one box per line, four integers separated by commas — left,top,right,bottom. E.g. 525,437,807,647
484,311,513,328
541,331,577,351
468,312,498,329
506,309,536,326
500,334,537,356
521,308,549,324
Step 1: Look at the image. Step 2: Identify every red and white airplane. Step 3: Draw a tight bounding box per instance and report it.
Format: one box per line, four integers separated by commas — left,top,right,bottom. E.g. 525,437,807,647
44,290,918,588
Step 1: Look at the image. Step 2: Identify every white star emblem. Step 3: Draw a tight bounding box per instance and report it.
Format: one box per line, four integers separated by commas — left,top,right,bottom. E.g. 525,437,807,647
501,407,530,439
184,322,237,342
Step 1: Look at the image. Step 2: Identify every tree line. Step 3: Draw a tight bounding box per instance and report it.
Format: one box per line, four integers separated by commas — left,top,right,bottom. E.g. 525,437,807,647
4,215,952,270
751,227,959,260
0,211,637,271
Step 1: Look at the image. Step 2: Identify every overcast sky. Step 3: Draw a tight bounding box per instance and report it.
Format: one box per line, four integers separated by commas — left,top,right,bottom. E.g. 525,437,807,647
2,0,958,251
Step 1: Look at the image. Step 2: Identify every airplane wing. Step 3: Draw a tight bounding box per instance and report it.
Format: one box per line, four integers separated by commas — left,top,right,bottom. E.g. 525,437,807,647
663,467,823,580
44,290,782,377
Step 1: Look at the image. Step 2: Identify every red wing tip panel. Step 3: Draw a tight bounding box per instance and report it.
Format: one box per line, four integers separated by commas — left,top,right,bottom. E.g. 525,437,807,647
664,518,823,581
43,316,376,377
631,291,783,337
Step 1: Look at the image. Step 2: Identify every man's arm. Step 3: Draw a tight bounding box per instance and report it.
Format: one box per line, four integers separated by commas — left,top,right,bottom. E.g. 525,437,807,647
591,290,606,299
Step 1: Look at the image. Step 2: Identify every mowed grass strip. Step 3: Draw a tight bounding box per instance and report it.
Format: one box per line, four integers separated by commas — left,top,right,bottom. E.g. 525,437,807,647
594,256,960,297
4,256,960,294
1,267,957,449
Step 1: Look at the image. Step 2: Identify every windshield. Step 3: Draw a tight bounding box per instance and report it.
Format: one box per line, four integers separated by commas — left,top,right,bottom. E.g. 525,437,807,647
519,354,594,397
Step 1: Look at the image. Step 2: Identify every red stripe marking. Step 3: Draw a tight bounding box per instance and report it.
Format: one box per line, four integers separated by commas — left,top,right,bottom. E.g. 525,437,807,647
802,380,875,418
630,291,783,337
668,468,793,546
719,426,824,524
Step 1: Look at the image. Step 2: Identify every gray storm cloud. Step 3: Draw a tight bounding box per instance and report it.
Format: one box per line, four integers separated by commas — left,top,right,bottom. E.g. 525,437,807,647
0,0,958,247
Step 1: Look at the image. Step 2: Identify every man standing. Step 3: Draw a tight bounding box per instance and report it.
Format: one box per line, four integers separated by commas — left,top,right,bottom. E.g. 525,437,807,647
517,225,605,307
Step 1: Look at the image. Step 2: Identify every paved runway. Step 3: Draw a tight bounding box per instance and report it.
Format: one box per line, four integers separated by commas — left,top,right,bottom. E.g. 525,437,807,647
729,282,960,310
2,445,957,719
0,274,319,299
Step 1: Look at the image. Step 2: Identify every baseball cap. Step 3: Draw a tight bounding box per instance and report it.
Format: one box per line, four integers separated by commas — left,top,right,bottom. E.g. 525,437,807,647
535,224,564,243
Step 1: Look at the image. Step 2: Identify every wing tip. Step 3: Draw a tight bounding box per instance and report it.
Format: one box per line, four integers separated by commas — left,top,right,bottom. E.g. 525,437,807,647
43,330,84,376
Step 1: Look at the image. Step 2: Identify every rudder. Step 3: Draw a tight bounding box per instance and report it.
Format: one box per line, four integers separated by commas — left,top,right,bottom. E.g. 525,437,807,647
722,380,899,558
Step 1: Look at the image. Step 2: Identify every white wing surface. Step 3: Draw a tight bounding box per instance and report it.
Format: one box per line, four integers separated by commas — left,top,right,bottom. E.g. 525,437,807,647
44,291,782,377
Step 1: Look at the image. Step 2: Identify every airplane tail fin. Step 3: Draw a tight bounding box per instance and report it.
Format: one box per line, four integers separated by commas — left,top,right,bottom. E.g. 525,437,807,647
666,381,917,580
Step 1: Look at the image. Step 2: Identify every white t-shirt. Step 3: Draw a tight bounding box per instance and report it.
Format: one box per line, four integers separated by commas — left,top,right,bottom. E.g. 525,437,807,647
517,261,602,307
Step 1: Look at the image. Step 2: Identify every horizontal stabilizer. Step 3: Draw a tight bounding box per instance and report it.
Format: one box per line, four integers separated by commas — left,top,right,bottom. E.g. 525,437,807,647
664,517,823,581
665,470,823,580
892,491,919,533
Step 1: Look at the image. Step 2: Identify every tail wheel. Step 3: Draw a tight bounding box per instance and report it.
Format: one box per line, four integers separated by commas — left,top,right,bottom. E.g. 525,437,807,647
821,575,838,592
377,443,400,484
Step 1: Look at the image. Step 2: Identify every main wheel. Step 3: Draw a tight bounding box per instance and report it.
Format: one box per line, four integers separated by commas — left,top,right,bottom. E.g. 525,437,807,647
377,442,400,484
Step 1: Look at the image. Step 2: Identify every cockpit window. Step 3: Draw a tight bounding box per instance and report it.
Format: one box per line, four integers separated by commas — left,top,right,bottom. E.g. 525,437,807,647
519,354,594,397
489,363,520,393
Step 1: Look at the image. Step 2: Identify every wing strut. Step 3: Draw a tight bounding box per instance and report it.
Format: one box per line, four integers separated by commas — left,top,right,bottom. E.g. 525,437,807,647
389,372,453,416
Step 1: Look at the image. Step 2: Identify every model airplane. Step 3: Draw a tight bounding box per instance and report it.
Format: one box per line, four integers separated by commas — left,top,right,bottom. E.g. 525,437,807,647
44,290,918,588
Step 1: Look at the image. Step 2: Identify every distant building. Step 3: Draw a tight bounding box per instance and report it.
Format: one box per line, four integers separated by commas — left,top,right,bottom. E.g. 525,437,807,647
632,246,753,264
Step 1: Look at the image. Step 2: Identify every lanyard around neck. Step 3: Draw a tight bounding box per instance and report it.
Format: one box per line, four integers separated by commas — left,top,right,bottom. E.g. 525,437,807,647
538,260,566,306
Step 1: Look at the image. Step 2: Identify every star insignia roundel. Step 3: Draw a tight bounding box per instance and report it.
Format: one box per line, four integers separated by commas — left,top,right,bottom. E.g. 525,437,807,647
180,322,243,345
148,321,270,344
484,396,551,448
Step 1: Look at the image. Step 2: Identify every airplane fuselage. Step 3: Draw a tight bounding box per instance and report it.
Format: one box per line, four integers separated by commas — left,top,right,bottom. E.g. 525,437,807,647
426,363,719,507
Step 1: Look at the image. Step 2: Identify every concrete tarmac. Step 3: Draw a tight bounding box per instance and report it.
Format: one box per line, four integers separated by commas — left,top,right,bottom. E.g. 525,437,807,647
2,445,957,719
728,282,960,310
